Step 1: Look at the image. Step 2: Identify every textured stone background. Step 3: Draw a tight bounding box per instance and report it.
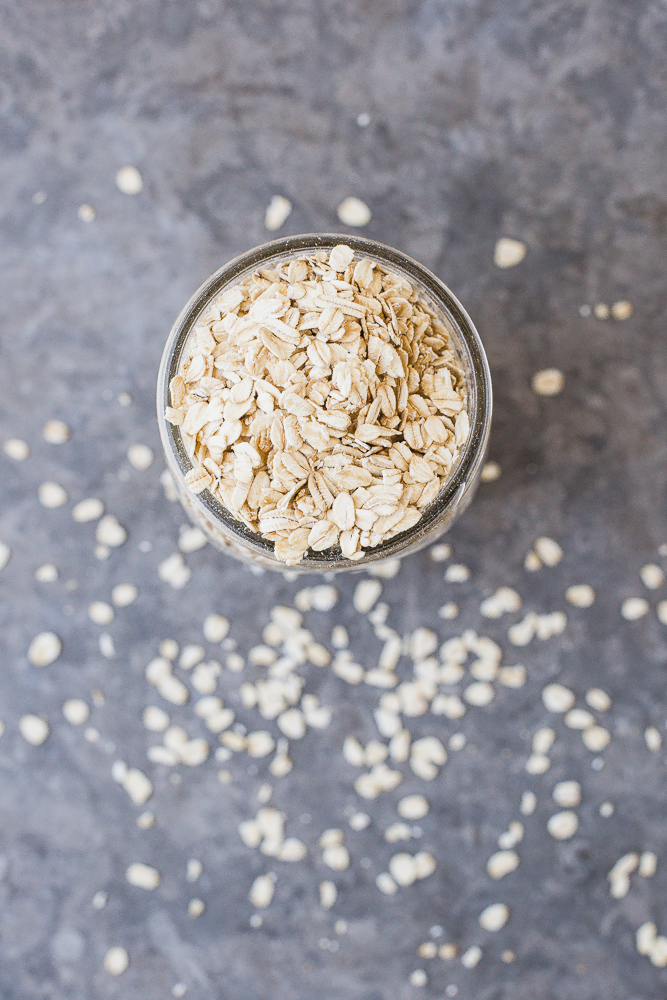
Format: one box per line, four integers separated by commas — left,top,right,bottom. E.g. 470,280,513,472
1,1,667,998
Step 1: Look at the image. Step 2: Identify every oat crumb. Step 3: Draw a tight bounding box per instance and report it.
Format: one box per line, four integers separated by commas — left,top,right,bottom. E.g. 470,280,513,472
531,369,564,396
494,238,527,269
337,196,372,226
265,195,292,231
42,420,70,444
3,438,29,461
116,166,143,194
104,946,129,975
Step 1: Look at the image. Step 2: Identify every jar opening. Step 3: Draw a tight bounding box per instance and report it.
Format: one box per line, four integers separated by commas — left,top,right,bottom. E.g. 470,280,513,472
157,234,491,571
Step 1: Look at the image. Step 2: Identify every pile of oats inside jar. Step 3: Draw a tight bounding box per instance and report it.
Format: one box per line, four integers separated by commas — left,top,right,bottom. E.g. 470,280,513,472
165,244,469,565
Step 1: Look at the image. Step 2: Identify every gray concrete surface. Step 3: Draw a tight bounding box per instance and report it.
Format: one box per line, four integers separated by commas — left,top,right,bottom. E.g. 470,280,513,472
1,1,667,997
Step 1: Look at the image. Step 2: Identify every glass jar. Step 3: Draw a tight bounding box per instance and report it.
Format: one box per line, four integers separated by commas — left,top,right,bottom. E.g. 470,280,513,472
157,233,492,573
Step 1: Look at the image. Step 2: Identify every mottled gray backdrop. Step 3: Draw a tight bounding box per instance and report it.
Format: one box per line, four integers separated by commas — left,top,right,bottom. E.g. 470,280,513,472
1,1,667,999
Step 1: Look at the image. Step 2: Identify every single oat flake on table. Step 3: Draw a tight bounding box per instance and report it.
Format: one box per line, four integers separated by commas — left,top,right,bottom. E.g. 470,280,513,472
165,245,470,565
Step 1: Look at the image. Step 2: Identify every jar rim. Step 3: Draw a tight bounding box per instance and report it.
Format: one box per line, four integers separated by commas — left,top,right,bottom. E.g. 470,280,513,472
157,233,492,569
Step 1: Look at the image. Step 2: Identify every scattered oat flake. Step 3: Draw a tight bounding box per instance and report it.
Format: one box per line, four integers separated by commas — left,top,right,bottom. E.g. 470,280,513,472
63,699,89,725
582,725,610,751
126,863,161,889
78,203,96,222
487,850,519,879
35,563,57,582
112,583,138,607
461,945,482,969
640,563,664,589
445,564,470,582
534,537,563,566
494,237,526,268
3,438,29,460
480,587,521,618
265,195,292,231
88,601,114,625
122,768,153,806
19,714,49,745
116,166,143,194
353,579,382,614
542,683,575,713
188,898,205,917
337,196,371,226
520,791,537,815
637,922,657,956
621,597,649,620
0,541,10,573
319,880,337,909
409,970,427,987
594,303,609,319
203,614,230,643
376,872,398,894
127,444,154,470
480,461,500,482
438,602,459,620
547,810,579,840
566,584,595,607
479,903,509,931
553,780,581,807
28,631,61,667
430,543,451,562
42,420,70,444
104,946,129,975
611,300,633,320
96,515,127,546
645,726,662,751
657,601,667,626
398,794,429,820
158,553,191,589
39,481,68,508
639,851,657,878
179,526,208,552
249,874,274,908
72,497,104,522
585,688,611,711
531,369,564,396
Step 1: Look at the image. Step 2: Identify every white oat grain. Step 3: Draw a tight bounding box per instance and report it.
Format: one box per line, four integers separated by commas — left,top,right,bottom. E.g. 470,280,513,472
531,369,564,397
621,597,649,621
126,863,161,889
39,481,68,508
104,946,129,975
63,699,89,725
3,438,29,460
640,563,664,590
478,903,509,932
127,444,154,470
547,811,579,840
566,584,596,607
264,195,292,231
42,420,70,443
116,166,143,194
541,683,575,713
72,498,104,522
88,601,114,625
96,515,127,547
28,631,61,667
249,874,275,908
337,196,372,227
19,714,49,745
494,238,526,268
